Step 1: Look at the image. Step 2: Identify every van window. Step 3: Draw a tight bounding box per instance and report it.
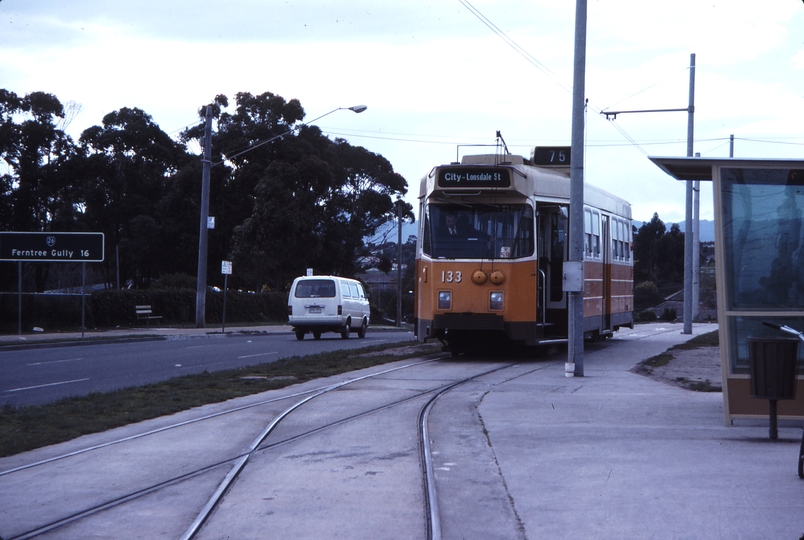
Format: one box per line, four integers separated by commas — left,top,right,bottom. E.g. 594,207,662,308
295,279,336,298
356,283,366,298
349,283,359,298
340,282,351,298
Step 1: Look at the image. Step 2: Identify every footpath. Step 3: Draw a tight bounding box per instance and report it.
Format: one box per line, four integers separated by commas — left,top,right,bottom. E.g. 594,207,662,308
0,323,296,346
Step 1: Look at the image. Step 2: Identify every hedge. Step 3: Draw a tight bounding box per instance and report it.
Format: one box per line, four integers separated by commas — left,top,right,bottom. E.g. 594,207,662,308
0,289,288,333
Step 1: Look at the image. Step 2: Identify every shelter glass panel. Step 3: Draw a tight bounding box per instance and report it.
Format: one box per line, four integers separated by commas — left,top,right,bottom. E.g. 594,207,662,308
721,168,804,310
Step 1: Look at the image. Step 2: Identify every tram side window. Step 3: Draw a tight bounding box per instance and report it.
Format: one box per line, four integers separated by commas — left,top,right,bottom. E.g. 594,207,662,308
624,220,632,262
584,208,601,259
611,218,632,262
584,209,592,257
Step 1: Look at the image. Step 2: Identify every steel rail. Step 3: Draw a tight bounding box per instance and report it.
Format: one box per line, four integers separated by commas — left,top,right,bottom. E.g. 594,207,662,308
6,357,441,540
181,357,443,540
419,363,519,540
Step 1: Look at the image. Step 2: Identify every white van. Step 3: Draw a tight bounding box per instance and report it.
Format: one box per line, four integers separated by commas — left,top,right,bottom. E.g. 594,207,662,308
288,275,371,340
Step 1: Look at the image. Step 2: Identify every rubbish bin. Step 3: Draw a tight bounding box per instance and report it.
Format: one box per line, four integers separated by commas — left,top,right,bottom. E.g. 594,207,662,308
747,337,799,439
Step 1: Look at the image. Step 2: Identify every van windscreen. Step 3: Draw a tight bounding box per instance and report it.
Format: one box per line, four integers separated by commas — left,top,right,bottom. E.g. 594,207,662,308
295,279,336,298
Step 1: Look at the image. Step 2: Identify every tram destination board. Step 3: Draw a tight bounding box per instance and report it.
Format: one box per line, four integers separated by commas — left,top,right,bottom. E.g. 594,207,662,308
437,167,511,188
0,232,105,262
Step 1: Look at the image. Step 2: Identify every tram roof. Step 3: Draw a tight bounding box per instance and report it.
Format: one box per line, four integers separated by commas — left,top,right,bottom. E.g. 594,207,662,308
420,154,632,220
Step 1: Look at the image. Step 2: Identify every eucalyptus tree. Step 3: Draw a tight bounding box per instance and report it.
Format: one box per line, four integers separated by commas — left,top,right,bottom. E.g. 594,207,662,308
78,107,190,288
183,91,412,292
634,212,685,293
0,89,81,290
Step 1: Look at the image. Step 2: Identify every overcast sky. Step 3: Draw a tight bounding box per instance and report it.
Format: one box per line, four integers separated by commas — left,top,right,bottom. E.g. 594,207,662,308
2,0,803,225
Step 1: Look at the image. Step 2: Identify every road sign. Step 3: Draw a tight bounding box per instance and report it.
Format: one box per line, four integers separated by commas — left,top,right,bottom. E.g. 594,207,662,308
221,260,232,275
0,232,105,262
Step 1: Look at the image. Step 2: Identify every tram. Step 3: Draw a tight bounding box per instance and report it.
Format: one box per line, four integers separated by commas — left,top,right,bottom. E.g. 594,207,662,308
413,147,633,352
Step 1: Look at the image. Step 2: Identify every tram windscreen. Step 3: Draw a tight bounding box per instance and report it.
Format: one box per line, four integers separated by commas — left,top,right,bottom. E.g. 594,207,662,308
423,204,534,259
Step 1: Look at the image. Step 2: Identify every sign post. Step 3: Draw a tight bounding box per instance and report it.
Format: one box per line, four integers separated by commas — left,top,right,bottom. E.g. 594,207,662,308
1,232,104,338
221,261,232,333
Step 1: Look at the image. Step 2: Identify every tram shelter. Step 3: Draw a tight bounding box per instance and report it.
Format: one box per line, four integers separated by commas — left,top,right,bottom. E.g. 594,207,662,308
648,156,804,425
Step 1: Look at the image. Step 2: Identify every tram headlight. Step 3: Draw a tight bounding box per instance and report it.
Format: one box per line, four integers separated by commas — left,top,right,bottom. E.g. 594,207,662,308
490,291,503,310
438,290,452,310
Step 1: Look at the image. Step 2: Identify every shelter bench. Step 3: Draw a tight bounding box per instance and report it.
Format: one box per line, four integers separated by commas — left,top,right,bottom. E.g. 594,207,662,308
135,305,163,327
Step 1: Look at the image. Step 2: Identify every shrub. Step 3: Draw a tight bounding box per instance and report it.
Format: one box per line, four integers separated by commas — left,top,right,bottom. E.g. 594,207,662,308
635,310,657,323
635,281,662,309
660,307,677,321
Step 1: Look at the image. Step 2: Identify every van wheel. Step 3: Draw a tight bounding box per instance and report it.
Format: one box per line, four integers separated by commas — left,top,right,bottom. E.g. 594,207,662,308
313,331,322,340
340,323,350,339
295,330,305,341
357,320,367,338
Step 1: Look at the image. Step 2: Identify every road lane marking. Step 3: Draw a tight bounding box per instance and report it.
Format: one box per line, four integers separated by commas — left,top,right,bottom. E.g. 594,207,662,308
27,357,84,366
237,352,279,359
5,378,90,393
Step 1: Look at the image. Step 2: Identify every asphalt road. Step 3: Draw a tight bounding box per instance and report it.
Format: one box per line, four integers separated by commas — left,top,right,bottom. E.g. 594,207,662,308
0,330,416,407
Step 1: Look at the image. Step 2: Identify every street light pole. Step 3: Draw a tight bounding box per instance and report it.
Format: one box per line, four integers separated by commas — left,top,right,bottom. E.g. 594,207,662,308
194,104,367,328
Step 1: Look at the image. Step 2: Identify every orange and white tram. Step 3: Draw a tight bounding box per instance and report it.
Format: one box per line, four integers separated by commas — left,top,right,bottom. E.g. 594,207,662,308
414,150,633,352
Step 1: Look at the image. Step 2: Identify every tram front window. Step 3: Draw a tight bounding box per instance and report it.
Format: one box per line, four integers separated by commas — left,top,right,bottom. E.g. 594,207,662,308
424,204,534,259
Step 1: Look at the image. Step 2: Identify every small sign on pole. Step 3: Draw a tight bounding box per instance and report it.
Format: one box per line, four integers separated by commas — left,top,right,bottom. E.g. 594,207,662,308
221,261,232,332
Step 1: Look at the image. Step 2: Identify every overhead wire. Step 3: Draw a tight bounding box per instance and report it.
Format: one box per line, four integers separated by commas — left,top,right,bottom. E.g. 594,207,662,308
458,0,650,155
458,0,573,95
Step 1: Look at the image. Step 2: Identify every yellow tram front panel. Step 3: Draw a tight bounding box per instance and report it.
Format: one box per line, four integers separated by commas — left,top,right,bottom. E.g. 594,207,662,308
417,259,538,322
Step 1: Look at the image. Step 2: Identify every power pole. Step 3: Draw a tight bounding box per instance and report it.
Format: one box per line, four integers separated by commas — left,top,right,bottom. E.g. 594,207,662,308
568,0,587,377
195,106,213,328
682,53,696,334
600,54,697,334
396,199,403,327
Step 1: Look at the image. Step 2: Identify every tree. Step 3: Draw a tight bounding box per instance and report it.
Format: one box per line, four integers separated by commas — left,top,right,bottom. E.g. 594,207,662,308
0,90,81,291
633,212,685,299
77,107,191,288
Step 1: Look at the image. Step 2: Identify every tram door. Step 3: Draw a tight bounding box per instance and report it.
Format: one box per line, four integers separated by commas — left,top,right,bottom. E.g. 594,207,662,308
538,206,568,335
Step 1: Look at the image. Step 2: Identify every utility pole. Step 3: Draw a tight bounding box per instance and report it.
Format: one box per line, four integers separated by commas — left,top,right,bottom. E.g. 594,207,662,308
568,0,587,377
601,54,697,334
396,199,403,327
195,106,213,328
682,53,696,334
692,177,700,320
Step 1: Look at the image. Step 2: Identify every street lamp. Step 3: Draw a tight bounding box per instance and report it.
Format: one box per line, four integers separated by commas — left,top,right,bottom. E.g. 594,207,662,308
194,104,367,328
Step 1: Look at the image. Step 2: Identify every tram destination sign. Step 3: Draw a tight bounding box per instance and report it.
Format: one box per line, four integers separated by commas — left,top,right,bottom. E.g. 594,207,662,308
437,167,511,188
0,232,105,262
531,146,571,166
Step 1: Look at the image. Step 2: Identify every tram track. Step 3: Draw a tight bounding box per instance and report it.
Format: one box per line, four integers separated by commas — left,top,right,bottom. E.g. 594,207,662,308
2,354,553,540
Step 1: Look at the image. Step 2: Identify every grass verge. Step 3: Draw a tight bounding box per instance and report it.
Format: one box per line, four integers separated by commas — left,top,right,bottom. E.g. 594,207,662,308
0,341,440,458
